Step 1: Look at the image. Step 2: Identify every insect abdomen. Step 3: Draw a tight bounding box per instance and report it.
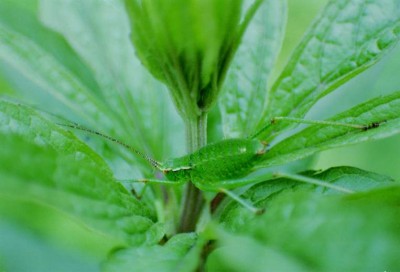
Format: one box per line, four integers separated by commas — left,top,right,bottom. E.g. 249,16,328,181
189,139,265,190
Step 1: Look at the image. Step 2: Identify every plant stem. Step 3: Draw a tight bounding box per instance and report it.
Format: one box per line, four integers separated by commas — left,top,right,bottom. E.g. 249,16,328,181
178,112,207,232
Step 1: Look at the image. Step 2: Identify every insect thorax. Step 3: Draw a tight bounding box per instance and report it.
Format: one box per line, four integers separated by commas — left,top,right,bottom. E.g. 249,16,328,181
161,157,192,183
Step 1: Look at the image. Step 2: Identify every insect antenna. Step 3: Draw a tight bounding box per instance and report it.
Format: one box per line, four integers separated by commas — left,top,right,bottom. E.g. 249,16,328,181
57,122,162,169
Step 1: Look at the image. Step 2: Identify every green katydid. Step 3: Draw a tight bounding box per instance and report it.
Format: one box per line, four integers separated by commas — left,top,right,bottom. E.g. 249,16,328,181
58,116,383,211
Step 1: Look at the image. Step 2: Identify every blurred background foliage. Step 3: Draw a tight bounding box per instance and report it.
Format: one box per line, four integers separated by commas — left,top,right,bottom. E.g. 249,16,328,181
0,0,399,270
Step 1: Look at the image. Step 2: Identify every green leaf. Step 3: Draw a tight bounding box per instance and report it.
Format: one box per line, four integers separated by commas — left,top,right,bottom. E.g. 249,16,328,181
0,196,120,260
206,232,307,272
256,0,400,140
309,166,395,191
0,0,185,178
219,166,395,231
260,91,400,167
219,0,287,138
0,100,164,246
39,0,184,160
247,188,400,270
0,0,115,130
221,179,400,270
102,233,202,272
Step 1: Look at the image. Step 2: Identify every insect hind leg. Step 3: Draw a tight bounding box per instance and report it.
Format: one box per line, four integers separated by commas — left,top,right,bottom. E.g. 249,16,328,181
212,170,354,213
218,188,264,215
251,116,385,139
271,116,386,131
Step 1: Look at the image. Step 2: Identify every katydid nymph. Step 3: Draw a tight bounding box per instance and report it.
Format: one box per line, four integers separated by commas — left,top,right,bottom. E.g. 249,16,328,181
58,117,384,212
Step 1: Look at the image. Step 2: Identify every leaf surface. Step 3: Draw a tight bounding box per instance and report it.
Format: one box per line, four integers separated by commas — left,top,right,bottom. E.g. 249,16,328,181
248,188,400,270
219,0,287,138
0,0,115,130
256,0,400,140
0,0,185,179
102,233,202,272
39,0,184,161
220,171,400,270
0,100,163,246
206,232,307,272
220,166,395,231
260,91,400,167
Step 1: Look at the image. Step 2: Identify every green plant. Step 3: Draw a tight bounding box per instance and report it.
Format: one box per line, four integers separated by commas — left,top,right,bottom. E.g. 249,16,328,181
1,0,400,271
